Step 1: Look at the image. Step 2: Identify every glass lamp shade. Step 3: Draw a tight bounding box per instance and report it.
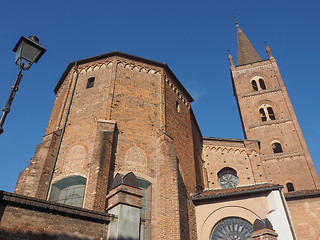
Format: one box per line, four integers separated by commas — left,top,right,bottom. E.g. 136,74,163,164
13,36,46,70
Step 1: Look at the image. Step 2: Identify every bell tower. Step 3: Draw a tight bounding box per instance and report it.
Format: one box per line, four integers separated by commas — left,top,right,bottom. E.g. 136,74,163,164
229,24,320,192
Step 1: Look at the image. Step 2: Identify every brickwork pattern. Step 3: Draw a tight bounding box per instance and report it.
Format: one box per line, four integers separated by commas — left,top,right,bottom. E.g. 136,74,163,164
15,53,203,239
0,191,112,240
286,196,320,240
230,57,320,191
14,130,61,199
202,138,266,189
106,185,143,210
252,228,278,240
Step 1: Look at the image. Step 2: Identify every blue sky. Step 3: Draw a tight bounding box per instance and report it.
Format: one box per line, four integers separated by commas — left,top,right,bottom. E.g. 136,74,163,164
0,1,319,192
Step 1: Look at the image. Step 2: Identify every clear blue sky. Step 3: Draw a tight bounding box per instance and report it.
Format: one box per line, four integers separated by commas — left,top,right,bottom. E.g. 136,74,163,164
0,1,319,192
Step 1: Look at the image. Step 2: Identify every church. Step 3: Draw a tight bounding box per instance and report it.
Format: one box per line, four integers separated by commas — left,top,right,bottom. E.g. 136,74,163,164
0,24,319,240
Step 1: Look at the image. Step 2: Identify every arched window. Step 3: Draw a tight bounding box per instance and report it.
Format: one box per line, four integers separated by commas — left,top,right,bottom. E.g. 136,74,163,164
286,182,295,192
217,167,238,189
259,108,267,122
252,80,258,91
49,176,86,207
267,107,275,120
138,178,152,240
259,78,266,90
272,142,283,154
210,217,253,239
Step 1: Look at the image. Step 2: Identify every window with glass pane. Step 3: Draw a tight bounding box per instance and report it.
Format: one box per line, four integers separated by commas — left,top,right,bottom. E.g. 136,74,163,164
49,176,86,208
138,178,152,240
210,217,253,240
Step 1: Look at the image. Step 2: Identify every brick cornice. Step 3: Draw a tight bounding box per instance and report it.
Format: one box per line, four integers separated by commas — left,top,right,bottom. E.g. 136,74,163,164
0,191,115,223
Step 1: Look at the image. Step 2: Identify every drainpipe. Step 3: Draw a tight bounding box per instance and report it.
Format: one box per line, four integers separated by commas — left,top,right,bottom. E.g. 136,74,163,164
45,62,80,199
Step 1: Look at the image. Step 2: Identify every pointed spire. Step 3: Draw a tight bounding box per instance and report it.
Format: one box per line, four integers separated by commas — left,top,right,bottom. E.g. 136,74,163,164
236,23,262,66
265,41,274,59
228,50,234,67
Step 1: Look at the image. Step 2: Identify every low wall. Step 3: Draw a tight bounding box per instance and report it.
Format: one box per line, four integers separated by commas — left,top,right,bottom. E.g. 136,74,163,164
0,191,114,240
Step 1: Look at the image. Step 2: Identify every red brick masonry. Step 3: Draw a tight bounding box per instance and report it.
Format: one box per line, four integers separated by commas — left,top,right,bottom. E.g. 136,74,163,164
0,191,115,240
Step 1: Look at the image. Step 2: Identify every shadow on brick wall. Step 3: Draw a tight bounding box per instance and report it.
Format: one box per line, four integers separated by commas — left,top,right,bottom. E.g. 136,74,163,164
0,230,96,240
177,158,191,240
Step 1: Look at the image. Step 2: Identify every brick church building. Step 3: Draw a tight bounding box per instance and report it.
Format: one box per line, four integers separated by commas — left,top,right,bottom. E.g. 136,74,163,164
0,24,320,239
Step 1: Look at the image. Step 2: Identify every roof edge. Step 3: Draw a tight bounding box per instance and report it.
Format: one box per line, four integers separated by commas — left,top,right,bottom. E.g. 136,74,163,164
53,51,194,102
192,184,282,202
285,189,320,201
203,136,260,143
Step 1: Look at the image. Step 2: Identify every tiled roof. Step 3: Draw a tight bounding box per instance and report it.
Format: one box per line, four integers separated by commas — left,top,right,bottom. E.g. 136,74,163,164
236,25,262,66
285,189,320,200
192,183,281,202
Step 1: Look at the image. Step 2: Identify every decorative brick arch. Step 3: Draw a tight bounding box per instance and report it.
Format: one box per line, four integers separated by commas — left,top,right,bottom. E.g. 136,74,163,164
200,205,261,240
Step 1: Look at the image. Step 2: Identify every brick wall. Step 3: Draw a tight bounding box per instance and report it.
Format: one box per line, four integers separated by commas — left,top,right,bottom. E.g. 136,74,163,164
286,192,320,240
0,191,113,240
14,52,204,239
202,138,266,189
230,58,320,190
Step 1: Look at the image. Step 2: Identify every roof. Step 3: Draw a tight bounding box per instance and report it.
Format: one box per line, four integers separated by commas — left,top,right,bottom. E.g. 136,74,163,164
53,51,194,102
237,25,262,66
192,183,281,202
285,189,320,200
203,136,260,143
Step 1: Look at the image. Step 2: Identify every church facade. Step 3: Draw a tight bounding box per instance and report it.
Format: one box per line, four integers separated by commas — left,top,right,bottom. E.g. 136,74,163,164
0,25,320,240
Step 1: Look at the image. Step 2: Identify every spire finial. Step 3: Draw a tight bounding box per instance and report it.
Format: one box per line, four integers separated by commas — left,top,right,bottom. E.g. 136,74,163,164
228,49,234,67
265,41,273,58
234,16,239,27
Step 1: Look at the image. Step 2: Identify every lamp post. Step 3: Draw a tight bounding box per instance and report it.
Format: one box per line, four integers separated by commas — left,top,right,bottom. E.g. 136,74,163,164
0,35,46,135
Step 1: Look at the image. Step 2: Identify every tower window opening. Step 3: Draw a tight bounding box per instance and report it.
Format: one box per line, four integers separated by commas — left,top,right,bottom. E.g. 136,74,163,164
86,77,95,89
267,107,275,120
259,108,267,122
49,176,86,207
259,78,266,90
252,80,258,91
272,142,283,154
176,101,180,113
286,182,295,192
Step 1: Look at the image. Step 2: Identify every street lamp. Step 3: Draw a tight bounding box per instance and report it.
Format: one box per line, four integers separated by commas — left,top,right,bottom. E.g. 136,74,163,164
0,35,46,135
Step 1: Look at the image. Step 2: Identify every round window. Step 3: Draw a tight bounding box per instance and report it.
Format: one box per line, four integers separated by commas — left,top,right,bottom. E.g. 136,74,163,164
210,217,253,240
218,167,238,189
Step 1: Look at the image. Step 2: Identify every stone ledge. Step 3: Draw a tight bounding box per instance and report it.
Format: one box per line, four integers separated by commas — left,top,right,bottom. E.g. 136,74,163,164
261,151,304,161
0,191,115,223
249,118,292,129
242,87,281,98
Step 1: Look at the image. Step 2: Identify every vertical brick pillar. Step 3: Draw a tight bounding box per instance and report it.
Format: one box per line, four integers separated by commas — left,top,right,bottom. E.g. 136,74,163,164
155,132,181,239
106,172,143,240
252,218,278,240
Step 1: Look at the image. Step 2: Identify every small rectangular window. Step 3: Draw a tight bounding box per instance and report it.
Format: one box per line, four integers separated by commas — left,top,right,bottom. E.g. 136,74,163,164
86,77,95,89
